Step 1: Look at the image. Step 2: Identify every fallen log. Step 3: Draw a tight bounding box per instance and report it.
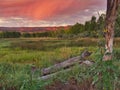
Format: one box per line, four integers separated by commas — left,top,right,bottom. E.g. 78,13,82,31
41,56,80,75
39,60,93,80
41,50,92,76
39,67,71,80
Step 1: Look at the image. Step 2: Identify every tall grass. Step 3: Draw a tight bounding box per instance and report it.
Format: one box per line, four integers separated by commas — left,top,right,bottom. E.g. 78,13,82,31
0,38,120,90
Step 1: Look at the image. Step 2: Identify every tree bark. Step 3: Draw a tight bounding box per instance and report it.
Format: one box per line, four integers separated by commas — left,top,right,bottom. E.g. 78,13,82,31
41,56,80,75
40,60,93,80
103,0,119,61
41,51,92,75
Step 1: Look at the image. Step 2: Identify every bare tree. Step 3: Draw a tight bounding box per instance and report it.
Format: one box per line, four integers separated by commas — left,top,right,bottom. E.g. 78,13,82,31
103,0,120,61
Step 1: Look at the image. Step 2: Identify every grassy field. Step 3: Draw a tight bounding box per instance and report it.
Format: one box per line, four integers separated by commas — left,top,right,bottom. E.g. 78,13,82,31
0,37,120,90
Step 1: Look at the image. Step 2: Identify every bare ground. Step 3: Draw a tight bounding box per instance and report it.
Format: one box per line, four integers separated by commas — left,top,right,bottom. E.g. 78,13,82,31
45,77,96,90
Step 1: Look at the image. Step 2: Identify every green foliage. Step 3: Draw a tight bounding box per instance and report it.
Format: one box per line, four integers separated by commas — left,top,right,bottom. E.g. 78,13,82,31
0,63,49,90
69,23,84,35
90,60,120,90
115,7,120,37
54,50,120,90
22,33,32,37
0,31,21,38
0,38,120,90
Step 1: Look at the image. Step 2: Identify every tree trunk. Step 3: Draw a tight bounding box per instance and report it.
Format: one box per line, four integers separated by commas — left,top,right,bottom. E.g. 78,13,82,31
103,0,119,61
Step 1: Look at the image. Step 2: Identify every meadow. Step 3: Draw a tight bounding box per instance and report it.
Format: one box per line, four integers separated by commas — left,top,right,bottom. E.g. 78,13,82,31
0,37,120,90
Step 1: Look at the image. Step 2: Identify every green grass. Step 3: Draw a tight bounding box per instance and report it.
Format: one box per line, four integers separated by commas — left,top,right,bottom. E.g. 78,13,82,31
0,37,120,90
0,38,98,67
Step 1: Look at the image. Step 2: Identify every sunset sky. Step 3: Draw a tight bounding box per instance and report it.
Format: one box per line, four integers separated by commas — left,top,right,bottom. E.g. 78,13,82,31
0,0,106,27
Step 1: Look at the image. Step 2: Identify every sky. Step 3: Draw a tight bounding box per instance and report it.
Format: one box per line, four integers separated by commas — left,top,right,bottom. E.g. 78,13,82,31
0,0,106,27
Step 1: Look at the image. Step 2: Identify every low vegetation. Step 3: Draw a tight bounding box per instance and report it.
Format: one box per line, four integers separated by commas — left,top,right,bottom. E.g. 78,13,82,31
0,38,120,90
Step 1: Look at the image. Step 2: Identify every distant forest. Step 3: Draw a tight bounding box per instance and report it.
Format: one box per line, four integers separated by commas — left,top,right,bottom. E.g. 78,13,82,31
0,9,120,38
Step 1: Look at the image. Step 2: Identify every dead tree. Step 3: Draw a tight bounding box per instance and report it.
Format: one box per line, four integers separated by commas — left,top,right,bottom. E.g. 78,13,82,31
103,0,119,61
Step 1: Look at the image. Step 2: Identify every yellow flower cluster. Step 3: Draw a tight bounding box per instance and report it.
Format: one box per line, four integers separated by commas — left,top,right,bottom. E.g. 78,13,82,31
103,29,108,33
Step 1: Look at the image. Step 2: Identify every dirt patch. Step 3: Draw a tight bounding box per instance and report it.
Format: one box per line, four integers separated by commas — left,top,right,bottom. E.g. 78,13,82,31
0,78,96,90
46,77,96,90
0,87,17,90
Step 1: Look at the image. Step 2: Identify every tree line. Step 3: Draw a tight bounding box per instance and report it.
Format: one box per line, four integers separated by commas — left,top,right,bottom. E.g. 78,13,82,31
0,11,120,38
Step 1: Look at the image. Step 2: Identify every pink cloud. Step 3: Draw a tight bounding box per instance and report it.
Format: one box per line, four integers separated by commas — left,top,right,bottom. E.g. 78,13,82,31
0,0,106,20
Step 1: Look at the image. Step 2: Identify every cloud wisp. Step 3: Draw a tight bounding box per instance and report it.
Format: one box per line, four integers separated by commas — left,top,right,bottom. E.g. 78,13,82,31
0,0,106,27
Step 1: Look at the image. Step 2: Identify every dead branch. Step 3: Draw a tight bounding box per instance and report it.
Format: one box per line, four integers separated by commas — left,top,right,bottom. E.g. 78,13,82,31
41,50,92,76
